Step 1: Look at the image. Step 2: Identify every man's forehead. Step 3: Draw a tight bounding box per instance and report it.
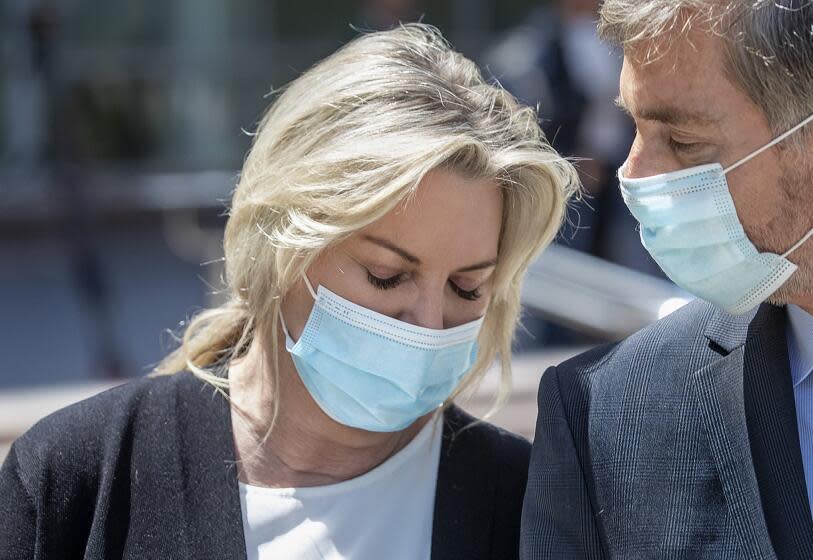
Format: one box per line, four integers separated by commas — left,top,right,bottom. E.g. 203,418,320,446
615,93,722,127
617,28,734,127
619,58,733,126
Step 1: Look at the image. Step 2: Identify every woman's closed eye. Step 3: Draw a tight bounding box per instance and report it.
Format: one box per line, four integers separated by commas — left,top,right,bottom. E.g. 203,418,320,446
449,281,482,301
367,271,406,290
366,270,483,301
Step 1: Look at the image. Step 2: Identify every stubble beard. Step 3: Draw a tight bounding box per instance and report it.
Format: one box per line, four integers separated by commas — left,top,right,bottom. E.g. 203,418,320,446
765,155,813,307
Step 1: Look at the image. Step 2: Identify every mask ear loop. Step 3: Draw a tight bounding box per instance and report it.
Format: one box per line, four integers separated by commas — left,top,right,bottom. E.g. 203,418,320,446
783,227,813,259
279,273,318,342
724,113,813,175
301,273,318,300
720,114,813,259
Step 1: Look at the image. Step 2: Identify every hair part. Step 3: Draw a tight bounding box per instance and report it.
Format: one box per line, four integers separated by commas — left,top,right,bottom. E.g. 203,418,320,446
599,0,813,134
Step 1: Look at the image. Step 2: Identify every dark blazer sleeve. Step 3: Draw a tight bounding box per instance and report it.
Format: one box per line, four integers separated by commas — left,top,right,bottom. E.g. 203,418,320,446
520,366,605,559
0,444,37,558
435,406,532,560
491,426,532,558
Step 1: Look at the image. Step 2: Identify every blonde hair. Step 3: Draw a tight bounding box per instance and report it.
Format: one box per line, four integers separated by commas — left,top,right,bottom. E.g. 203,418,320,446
154,24,577,421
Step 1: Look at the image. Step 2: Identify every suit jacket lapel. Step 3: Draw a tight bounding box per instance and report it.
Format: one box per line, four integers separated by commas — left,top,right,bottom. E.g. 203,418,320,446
692,344,777,559
431,406,496,560
741,305,813,558
177,374,248,560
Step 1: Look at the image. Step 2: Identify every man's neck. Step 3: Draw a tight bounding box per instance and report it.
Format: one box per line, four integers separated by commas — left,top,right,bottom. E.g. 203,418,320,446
790,294,813,316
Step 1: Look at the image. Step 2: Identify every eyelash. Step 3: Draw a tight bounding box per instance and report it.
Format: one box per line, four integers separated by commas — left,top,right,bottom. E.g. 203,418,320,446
367,271,405,290
366,271,482,301
450,283,482,301
669,137,706,154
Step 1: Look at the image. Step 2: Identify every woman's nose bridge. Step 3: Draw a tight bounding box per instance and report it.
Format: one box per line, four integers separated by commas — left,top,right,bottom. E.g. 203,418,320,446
400,280,446,330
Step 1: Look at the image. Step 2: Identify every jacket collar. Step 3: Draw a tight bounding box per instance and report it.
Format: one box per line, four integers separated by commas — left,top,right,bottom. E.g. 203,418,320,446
703,304,759,353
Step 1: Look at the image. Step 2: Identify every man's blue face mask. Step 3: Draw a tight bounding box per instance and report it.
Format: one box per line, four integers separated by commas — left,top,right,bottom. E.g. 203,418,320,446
619,114,813,315
280,275,482,432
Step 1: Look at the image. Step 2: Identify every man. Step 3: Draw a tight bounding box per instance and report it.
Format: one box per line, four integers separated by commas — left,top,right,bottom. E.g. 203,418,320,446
521,1,813,558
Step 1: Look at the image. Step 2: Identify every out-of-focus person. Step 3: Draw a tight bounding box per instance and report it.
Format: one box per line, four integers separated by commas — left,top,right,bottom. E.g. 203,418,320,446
485,0,654,274
522,1,813,558
0,24,577,560
356,0,419,30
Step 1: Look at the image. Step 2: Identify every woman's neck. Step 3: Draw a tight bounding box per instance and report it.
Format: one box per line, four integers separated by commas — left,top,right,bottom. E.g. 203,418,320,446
228,340,430,488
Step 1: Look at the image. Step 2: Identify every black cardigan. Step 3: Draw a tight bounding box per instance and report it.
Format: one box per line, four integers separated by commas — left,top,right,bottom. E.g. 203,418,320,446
0,371,531,559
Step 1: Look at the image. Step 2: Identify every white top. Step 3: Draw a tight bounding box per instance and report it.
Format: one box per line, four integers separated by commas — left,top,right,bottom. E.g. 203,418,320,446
239,416,443,560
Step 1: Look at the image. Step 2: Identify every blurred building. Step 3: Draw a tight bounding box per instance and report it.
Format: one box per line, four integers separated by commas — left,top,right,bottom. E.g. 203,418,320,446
0,0,544,389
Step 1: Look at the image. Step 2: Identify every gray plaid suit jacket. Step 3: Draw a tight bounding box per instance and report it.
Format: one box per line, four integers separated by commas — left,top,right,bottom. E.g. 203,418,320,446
521,301,813,559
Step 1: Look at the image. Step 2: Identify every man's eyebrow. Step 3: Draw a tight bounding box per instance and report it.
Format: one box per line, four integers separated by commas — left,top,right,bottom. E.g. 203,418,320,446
362,235,498,272
615,95,720,126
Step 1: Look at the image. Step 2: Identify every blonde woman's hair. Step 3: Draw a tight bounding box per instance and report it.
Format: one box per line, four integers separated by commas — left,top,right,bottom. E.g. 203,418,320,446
154,23,578,423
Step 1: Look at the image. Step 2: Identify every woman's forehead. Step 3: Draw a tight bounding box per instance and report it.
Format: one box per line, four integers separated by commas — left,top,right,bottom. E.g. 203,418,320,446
352,170,503,268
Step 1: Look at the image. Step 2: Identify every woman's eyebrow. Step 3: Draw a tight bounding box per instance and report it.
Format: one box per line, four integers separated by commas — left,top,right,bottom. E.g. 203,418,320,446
363,235,421,264
456,259,498,273
362,234,497,273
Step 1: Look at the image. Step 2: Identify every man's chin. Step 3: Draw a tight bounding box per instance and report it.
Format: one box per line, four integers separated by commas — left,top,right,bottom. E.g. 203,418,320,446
765,296,788,307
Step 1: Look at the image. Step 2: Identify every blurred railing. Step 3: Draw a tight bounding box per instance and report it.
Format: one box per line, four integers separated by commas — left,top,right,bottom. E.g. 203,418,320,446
524,244,691,340
1,168,234,227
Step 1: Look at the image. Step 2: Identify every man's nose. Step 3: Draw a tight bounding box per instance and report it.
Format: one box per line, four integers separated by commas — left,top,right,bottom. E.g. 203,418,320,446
622,135,681,179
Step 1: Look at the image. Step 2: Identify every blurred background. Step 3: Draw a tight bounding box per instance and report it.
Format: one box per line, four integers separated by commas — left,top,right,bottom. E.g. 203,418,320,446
0,0,689,458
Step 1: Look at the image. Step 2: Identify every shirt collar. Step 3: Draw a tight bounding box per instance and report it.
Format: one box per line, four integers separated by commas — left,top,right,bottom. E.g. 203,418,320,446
788,304,813,388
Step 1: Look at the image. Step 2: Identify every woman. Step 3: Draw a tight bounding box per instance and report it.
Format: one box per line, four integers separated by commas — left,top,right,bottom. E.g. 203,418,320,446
0,24,576,559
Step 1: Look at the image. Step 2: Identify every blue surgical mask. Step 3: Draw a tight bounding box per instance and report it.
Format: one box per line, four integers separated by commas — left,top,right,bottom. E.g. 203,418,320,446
280,275,483,432
619,114,813,315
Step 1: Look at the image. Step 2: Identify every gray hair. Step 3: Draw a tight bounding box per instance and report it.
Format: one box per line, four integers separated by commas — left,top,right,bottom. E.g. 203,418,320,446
599,0,813,133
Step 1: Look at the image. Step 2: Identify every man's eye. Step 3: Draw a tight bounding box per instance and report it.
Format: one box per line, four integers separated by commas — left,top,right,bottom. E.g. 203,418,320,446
669,137,707,154
367,271,404,290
